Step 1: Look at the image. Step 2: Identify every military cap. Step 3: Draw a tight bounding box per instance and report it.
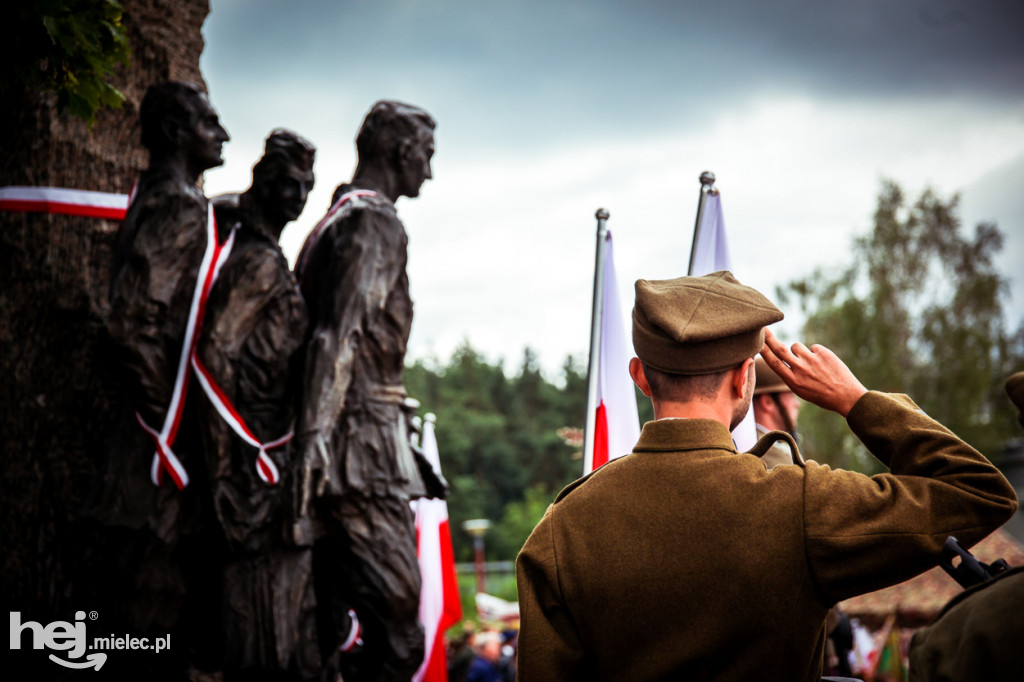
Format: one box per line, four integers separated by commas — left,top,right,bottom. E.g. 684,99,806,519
754,356,790,395
1006,371,1024,428
632,271,783,375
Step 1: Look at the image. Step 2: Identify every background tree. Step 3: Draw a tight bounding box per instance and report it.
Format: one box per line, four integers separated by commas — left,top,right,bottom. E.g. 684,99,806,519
779,180,1024,472
405,343,588,561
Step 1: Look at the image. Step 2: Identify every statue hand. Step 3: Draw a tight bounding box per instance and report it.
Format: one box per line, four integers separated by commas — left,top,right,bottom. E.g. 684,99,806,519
289,435,336,546
301,435,337,501
413,444,450,500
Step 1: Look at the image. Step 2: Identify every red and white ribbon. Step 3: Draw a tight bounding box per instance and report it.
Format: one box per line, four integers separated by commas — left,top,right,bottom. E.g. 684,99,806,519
0,186,129,220
340,609,363,653
294,189,378,276
136,202,236,490
191,354,292,485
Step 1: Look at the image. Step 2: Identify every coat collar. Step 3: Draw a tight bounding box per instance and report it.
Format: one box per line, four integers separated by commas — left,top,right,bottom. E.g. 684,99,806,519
633,418,738,454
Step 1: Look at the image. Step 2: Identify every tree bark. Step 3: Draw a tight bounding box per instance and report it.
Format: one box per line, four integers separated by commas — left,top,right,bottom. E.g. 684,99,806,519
0,0,210,618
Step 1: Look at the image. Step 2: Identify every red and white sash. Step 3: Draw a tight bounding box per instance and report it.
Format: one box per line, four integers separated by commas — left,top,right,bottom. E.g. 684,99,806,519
191,354,291,485
135,202,236,490
0,186,129,220
294,189,378,276
3,184,289,488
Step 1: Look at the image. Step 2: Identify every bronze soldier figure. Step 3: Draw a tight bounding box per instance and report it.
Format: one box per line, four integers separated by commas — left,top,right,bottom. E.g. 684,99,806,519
98,81,230,678
197,129,319,679
295,100,444,682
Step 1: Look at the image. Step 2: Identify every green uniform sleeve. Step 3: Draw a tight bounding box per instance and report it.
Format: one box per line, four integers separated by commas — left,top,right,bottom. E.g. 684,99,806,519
803,391,1018,605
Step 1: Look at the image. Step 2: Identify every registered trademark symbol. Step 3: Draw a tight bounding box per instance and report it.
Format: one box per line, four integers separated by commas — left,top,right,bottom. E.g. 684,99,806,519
89,611,98,620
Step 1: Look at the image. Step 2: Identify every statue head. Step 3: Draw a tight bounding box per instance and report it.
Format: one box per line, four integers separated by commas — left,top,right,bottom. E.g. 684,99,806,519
250,128,316,228
355,100,435,199
139,81,230,177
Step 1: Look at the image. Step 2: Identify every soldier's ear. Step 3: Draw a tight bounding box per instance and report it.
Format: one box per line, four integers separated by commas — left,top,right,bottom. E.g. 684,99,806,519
161,117,185,148
396,138,415,167
732,357,756,400
629,358,652,397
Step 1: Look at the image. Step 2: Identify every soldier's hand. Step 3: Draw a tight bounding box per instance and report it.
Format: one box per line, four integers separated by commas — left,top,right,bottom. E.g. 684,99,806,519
761,328,867,417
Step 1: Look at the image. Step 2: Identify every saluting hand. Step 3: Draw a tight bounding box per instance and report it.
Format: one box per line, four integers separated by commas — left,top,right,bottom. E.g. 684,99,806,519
761,328,868,418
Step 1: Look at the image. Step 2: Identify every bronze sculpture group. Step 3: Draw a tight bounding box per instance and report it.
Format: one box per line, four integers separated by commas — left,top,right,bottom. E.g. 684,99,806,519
99,82,442,681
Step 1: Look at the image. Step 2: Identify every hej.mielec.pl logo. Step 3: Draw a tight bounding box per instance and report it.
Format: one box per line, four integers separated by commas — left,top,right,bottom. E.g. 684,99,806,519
10,611,171,671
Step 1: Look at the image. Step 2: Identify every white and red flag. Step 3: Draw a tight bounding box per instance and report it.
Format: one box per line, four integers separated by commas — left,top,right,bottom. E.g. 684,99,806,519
412,414,463,682
688,185,758,451
583,229,641,475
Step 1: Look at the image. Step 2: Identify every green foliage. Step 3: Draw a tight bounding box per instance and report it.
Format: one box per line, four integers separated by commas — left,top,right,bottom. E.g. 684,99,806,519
779,180,1024,471
2,0,130,126
490,484,555,560
405,342,591,561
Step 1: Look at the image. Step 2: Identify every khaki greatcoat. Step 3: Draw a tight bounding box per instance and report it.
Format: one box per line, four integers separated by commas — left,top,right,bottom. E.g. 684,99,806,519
516,392,1018,682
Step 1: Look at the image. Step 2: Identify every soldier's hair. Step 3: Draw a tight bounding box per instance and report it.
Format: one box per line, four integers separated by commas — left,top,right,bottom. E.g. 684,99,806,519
355,100,435,163
252,128,316,184
139,82,206,154
642,363,734,401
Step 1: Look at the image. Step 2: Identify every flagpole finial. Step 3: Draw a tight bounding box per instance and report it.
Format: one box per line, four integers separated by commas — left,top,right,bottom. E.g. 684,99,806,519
699,171,719,196
595,208,610,221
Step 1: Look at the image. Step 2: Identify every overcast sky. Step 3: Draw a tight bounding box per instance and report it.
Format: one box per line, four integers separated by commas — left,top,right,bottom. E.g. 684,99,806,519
200,0,1024,378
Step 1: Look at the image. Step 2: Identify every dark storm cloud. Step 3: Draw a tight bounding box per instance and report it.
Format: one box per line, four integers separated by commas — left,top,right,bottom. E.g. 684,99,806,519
203,0,1024,145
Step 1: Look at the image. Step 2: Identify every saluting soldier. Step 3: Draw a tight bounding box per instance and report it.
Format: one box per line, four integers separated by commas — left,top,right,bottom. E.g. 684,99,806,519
515,271,1017,682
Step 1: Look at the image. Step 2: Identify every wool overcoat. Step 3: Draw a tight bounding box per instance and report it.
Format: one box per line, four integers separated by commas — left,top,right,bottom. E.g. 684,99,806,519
516,391,1018,682
908,566,1024,681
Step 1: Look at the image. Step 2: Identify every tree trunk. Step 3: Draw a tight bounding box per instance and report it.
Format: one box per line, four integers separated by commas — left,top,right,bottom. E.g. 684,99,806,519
0,0,210,619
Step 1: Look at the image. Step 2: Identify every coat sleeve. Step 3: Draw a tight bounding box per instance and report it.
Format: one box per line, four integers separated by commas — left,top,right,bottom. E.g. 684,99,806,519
803,391,1018,605
516,506,589,681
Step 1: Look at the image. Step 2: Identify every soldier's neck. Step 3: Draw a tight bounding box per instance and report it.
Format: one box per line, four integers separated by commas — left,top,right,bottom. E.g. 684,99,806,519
652,395,733,429
239,192,285,242
147,152,203,188
351,163,398,202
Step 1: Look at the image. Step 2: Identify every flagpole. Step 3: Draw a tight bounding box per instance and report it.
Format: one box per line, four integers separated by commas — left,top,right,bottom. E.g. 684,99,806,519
582,208,610,475
687,171,718,275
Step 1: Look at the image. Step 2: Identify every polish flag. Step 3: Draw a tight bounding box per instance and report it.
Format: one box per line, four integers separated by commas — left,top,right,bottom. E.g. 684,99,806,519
584,232,641,475
412,414,462,682
689,189,757,451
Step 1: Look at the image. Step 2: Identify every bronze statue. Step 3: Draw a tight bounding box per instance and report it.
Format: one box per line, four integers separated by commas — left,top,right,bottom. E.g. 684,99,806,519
196,129,319,678
97,80,230,677
109,81,230,447
296,100,445,682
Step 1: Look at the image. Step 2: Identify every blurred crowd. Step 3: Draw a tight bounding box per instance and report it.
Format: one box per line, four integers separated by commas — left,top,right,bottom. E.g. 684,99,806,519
447,623,518,682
